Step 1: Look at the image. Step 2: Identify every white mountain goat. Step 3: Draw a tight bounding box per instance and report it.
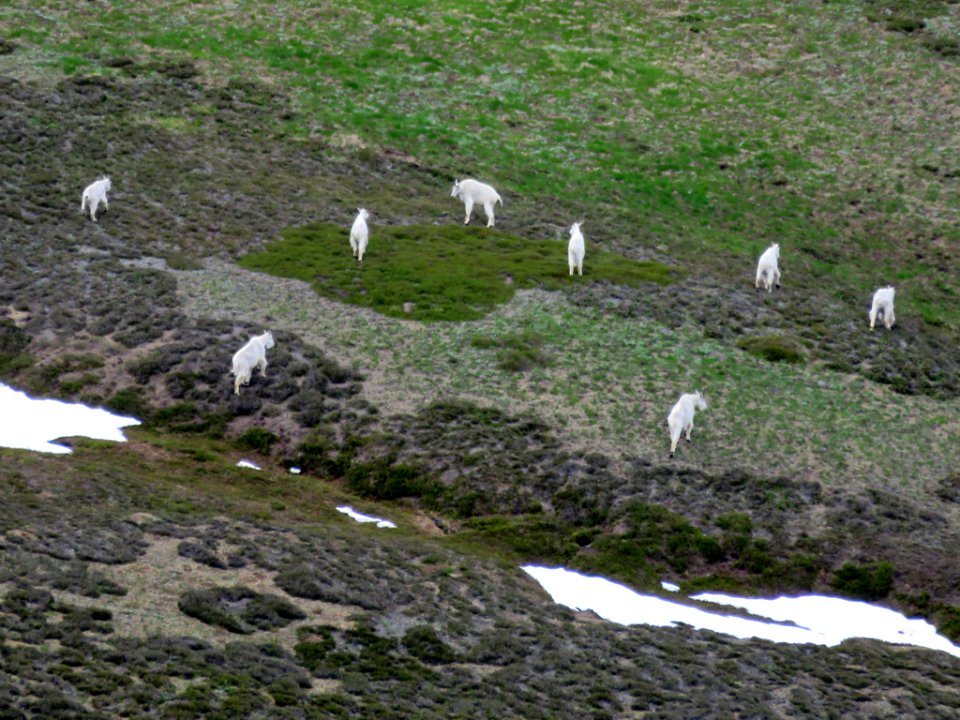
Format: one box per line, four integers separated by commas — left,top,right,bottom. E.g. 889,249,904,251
755,243,781,292
869,286,896,330
568,221,585,276
231,331,275,395
80,176,111,222
350,208,369,262
451,178,502,227
667,391,708,457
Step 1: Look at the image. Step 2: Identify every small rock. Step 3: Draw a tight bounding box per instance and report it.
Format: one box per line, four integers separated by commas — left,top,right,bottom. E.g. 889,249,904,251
403,302,415,313
126,512,161,526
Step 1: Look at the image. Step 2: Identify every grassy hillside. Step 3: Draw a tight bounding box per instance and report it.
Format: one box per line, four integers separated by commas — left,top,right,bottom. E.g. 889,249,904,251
6,1,960,318
3,0,960,716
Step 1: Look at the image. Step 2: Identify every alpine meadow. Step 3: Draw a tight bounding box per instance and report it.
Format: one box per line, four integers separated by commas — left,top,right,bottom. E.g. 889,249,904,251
3,1,960,717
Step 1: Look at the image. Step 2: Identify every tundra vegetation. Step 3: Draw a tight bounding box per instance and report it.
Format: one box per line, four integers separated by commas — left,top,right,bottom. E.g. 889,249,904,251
3,0,960,717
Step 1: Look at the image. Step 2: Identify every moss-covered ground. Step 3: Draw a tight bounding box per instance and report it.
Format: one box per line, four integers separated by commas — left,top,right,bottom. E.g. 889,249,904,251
239,222,678,321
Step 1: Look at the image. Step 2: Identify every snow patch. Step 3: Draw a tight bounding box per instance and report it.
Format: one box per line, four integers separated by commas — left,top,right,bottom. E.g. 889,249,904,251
336,505,397,529
0,383,140,454
523,566,960,659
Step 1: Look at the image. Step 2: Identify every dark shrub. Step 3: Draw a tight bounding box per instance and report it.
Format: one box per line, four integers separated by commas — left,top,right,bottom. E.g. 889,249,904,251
104,387,152,420
831,560,894,601
886,16,925,33
345,459,440,501
0,317,30,372
402,626,456,664
177,586,305,634
235,427,279,454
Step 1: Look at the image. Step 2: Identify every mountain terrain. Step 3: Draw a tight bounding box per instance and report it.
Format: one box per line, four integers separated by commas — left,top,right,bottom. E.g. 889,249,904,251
3,1,960,717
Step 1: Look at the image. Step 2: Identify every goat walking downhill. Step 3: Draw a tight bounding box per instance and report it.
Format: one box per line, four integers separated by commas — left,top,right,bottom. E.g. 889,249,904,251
869,286,896,330
350,208,370,262
567,222,585,276
755,243,781,292
667,391,708,457
451,178,502,227
80,176,111,222
231,331,275,395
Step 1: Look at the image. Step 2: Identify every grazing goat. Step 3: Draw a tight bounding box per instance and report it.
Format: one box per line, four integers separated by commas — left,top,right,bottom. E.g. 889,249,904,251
668,391,708,457
80,176,111,222
231,331,275,395
568,221,585,276
350,208,369,262
451,178,502,227
755,243,781,292
869,286,896,330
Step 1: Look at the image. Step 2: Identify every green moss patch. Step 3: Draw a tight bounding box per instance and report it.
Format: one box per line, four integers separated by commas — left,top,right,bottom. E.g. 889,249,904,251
737,334,806,364
239,224,680,322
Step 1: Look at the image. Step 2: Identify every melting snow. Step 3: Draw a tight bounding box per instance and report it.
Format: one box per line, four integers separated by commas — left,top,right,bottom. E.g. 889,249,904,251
523,566,960,659
0,383,140,454
336,505,397,529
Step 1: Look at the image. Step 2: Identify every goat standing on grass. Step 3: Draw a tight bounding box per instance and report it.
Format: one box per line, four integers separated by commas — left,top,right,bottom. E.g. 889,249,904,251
869,286,896,330
451,178,502,227
80,176,111,222
568,221,585,276
668,391,708,457
231,331,275,395
350,208,369,262
755,243,781,292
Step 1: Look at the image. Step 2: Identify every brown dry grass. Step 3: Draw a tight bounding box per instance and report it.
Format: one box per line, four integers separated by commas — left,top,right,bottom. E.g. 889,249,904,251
58,530,358,646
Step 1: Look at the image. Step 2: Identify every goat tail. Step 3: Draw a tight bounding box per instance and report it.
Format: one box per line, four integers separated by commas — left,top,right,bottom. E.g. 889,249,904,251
497,194,503,207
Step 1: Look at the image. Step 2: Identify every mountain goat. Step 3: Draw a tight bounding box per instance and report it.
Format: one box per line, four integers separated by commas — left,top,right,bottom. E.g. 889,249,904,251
451,178,502,227
80,176,111,222
350,208,369,262
231,331,275,395
755,243,781,292
668,391,708,457
568,221,585,276
869,286,896,330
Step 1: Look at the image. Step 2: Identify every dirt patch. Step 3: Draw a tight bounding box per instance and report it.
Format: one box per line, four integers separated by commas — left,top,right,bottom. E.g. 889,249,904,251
68,533,358,644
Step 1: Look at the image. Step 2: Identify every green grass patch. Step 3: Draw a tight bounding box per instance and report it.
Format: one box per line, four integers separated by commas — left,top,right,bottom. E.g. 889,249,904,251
239,224,680,322
471,330,551,372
